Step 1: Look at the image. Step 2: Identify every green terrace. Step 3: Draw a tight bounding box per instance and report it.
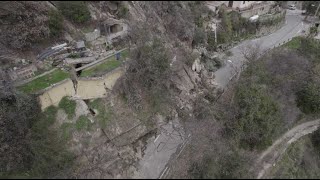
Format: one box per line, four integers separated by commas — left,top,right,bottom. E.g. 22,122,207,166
18,69,70,94
80,49,129,77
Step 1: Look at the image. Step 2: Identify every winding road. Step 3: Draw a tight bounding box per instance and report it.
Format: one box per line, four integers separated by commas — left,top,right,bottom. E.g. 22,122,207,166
158,9,313,179
214,9,310,88
212,9,320,178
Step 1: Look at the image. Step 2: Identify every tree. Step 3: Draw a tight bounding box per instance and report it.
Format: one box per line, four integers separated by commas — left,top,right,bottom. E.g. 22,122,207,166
192,27,207,48
311,128,320,155
48,10,64,37
296,82,320,114
0,89,40,175
234,83,282,150
219,9,233,44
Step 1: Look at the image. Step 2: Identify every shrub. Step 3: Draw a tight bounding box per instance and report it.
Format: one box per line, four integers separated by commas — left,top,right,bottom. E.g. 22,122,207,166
67,53,81,59
48,10,64,37
118,4,129,18
226,50,233,56
234,83,282,150
58,1,91,24
192,27,207,47
310,26,318,35
58,97,76,119
311,128,320,155
296,82,320,114
76,115,91,131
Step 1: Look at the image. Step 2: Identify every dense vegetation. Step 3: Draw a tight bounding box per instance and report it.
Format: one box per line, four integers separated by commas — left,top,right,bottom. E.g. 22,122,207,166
0,89,73,178
58,1,91,24
48,9,64,37
235,84,282,150
58,96,77,119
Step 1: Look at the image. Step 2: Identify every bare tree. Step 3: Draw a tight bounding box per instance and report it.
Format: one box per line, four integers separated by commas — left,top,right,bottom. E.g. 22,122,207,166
239,42,262,64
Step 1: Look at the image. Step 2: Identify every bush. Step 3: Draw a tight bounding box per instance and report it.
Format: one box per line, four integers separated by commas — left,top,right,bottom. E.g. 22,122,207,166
311,128,320,155
58,97,76,119
192,27,207,47
310,26,318,35
118,4,129,18
30,109,74,178
67,53,81,59
296,82,320,114
188,151,250,179
226,50,233,56
234,83,282,150
48,10,64,37
76,115,91,131
58,1,91,24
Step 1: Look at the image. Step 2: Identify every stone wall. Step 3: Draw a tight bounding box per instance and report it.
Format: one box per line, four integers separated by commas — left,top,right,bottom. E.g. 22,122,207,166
85,29,101,42
37,67,124,110
37,78,76,110
240,2,274,18
76,67,124,99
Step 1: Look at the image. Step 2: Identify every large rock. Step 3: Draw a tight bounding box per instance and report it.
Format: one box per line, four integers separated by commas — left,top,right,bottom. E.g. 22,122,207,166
192,58,202,73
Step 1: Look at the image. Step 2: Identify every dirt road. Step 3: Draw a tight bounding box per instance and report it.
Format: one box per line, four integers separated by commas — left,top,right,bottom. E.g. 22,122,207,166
252,119,320,179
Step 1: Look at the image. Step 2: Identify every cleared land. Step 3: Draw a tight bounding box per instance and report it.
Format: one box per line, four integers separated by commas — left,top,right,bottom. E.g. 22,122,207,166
80,49,129,77
18,69,69,94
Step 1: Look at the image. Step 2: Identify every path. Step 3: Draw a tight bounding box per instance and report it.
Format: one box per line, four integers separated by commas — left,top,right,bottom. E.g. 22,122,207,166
253,119,320,179
133,118,187,179
161,9,311,179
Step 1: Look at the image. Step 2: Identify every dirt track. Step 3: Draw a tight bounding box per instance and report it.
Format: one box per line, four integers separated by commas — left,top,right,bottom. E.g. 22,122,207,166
252,119,320,179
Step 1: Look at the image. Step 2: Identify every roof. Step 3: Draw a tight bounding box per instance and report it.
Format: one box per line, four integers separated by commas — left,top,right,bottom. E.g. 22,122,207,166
102,18,122,26
76,41,85,49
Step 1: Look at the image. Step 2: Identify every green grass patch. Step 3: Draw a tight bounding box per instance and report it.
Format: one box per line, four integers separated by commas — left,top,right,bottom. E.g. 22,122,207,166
58,97,76,119
82,26,95,33
88,99,113,128
43,106,59,126
80,49,129,77
75,115,91,131
60,122,74,141
18,69,69,94
29,106,74,178
282,36,303,49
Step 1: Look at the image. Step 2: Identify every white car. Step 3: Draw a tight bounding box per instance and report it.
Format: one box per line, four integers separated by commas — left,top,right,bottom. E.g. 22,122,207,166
288,5,296,10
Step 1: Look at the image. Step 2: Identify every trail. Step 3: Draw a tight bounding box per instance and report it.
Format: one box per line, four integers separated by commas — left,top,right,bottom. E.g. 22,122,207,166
253,119,320,179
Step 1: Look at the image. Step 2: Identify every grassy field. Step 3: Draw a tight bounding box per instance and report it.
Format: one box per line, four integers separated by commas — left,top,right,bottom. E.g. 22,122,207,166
282,36,303,49
80,49,129,77
88,99,113,128
18,69,69,94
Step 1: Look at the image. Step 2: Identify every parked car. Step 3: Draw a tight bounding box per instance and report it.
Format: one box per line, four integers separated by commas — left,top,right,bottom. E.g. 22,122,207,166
288,4,296,10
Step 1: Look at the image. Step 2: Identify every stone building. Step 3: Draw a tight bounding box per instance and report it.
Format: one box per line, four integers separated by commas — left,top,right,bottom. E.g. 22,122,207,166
9,64,37,81
206,1,276,18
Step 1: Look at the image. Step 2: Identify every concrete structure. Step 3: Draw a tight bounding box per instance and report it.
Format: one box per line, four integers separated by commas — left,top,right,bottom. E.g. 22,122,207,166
76,41,86,51
76,67,124,99
64,57,96,65
206,1,276,18
239,1,276,18
85,29,101,42
100,18,128,43
37,78,76,110
9,64,37,81
37,67,124,110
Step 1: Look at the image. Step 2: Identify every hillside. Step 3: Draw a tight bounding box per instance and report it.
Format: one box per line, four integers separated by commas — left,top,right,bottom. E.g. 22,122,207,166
2,1,320,179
